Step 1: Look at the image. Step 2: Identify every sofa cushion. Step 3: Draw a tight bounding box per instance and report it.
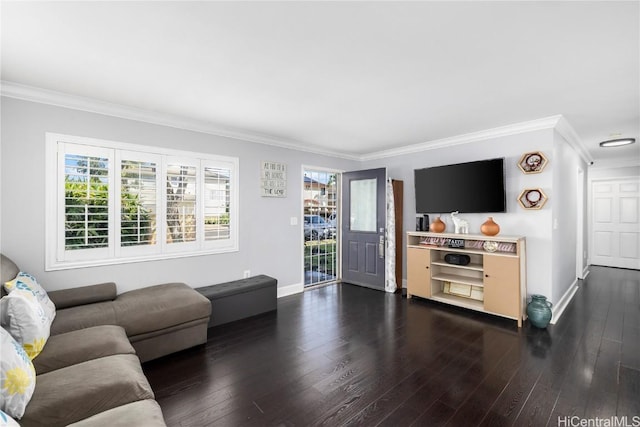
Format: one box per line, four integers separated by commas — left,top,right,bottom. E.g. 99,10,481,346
0,409,20,426
4,273,56,324
66,399,166,427
0,328,36,420
50,301,117,336
47,283,117,310
113,283,211,336
20,354,154,427
33,325,135,375
0,292,51,360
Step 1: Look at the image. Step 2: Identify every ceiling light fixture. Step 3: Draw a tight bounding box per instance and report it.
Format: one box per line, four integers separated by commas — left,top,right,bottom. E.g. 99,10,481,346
599,138,636,148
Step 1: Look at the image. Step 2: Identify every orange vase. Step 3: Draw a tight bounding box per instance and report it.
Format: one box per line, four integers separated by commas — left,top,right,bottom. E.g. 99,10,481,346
481,217,500,236
430,217,446,233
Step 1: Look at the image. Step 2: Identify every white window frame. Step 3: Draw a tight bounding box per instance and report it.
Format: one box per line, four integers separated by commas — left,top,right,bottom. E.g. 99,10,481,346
45,133,239,271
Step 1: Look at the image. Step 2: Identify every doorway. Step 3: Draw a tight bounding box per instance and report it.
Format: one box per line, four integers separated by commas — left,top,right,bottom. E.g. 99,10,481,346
303,169,339,287
590,177,640,270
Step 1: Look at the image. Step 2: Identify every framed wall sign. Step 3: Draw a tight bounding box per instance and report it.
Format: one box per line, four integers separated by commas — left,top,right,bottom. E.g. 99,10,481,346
261,161,287,197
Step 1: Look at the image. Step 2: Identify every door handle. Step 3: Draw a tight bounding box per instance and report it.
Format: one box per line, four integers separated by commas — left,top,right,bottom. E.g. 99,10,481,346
379,235,385,258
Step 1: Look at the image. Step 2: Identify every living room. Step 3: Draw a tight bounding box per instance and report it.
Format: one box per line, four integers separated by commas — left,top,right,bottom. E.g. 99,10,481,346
1,2,639,426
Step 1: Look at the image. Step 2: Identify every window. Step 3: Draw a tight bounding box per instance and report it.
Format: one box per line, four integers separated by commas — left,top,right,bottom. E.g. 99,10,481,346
46,133,239,270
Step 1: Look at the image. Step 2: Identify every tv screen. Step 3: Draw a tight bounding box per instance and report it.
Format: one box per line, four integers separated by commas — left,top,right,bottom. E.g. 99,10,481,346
414,158,506,214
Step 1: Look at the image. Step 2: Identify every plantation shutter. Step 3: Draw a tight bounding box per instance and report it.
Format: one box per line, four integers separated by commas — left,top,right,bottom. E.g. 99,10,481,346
203,166,231,241
166,161,198,245
120,158,158,248
64,153,110,250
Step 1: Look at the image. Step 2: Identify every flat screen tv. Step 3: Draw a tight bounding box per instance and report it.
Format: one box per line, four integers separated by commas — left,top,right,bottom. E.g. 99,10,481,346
414,158,506,214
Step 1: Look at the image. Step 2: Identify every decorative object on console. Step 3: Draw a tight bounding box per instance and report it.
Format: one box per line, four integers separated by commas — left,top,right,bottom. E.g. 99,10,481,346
429,217,446,233
518,151,548,174
450,211,469,234
443,282,473,298
415,214,430,231
498,242,517,253
518,188,548,209
464,240,485,250
480,217,500,236
483,241,498,252
444,253,470,266
446,238,465,249
526,295,553,328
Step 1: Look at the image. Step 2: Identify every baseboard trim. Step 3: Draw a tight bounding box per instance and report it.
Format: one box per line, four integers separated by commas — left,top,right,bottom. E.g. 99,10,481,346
581,266,590,279
550,280,579,324
277,282,303,298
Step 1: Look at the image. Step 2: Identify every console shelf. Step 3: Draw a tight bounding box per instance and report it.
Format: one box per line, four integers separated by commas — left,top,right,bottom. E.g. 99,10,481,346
430,292,485,311
406,231,526,327
430,260,483,271
431,273,484,287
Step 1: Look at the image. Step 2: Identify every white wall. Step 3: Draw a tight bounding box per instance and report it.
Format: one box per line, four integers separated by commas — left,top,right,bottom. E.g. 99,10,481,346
363,129,555,298
1,96,594,307
0,97,360,293
551,130,588,305
589,165,640,180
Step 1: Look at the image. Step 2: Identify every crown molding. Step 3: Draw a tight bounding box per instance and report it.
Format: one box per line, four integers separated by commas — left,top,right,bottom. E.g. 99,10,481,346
554,116,594,164
0,80,361,161
1,81,593,164
360,115,565,161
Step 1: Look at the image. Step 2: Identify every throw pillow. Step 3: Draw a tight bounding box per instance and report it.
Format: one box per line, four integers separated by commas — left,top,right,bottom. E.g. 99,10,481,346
0,409,20,427
0,292,51,360
4,272,56,323
0,327,36,420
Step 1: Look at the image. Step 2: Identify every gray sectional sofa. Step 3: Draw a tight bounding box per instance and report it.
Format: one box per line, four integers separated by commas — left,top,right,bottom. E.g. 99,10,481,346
1,254,212,426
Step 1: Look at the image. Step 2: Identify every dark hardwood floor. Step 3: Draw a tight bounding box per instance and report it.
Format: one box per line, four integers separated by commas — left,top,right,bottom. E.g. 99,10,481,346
143,266,640,426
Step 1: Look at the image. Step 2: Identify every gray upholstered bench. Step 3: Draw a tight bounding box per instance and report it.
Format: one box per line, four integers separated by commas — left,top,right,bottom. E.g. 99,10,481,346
196,275,277,327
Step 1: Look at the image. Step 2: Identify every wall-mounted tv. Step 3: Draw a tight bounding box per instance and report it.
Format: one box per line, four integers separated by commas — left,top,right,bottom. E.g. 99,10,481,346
414,158,506,214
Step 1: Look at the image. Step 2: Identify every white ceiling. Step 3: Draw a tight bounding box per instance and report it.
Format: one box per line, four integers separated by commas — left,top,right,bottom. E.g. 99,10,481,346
1,1,638,164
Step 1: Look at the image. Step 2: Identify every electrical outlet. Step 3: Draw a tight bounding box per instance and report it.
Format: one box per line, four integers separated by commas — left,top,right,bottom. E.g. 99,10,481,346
243,270,251,278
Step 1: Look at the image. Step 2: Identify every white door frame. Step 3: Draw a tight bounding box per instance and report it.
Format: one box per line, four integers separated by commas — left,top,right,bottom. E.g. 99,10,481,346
576,166,585,278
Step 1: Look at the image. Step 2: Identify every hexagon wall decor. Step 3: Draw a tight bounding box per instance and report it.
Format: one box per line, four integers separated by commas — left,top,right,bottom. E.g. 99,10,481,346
518,151,548,174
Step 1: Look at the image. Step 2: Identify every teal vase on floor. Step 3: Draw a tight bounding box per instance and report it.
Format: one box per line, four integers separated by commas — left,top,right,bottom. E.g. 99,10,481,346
527,295,553,328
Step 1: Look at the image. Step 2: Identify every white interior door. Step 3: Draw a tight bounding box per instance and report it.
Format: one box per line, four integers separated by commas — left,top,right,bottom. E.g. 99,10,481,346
591,177,640,270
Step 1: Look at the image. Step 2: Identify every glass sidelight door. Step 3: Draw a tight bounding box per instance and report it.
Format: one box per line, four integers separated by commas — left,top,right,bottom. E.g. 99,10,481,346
303,169,339,287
